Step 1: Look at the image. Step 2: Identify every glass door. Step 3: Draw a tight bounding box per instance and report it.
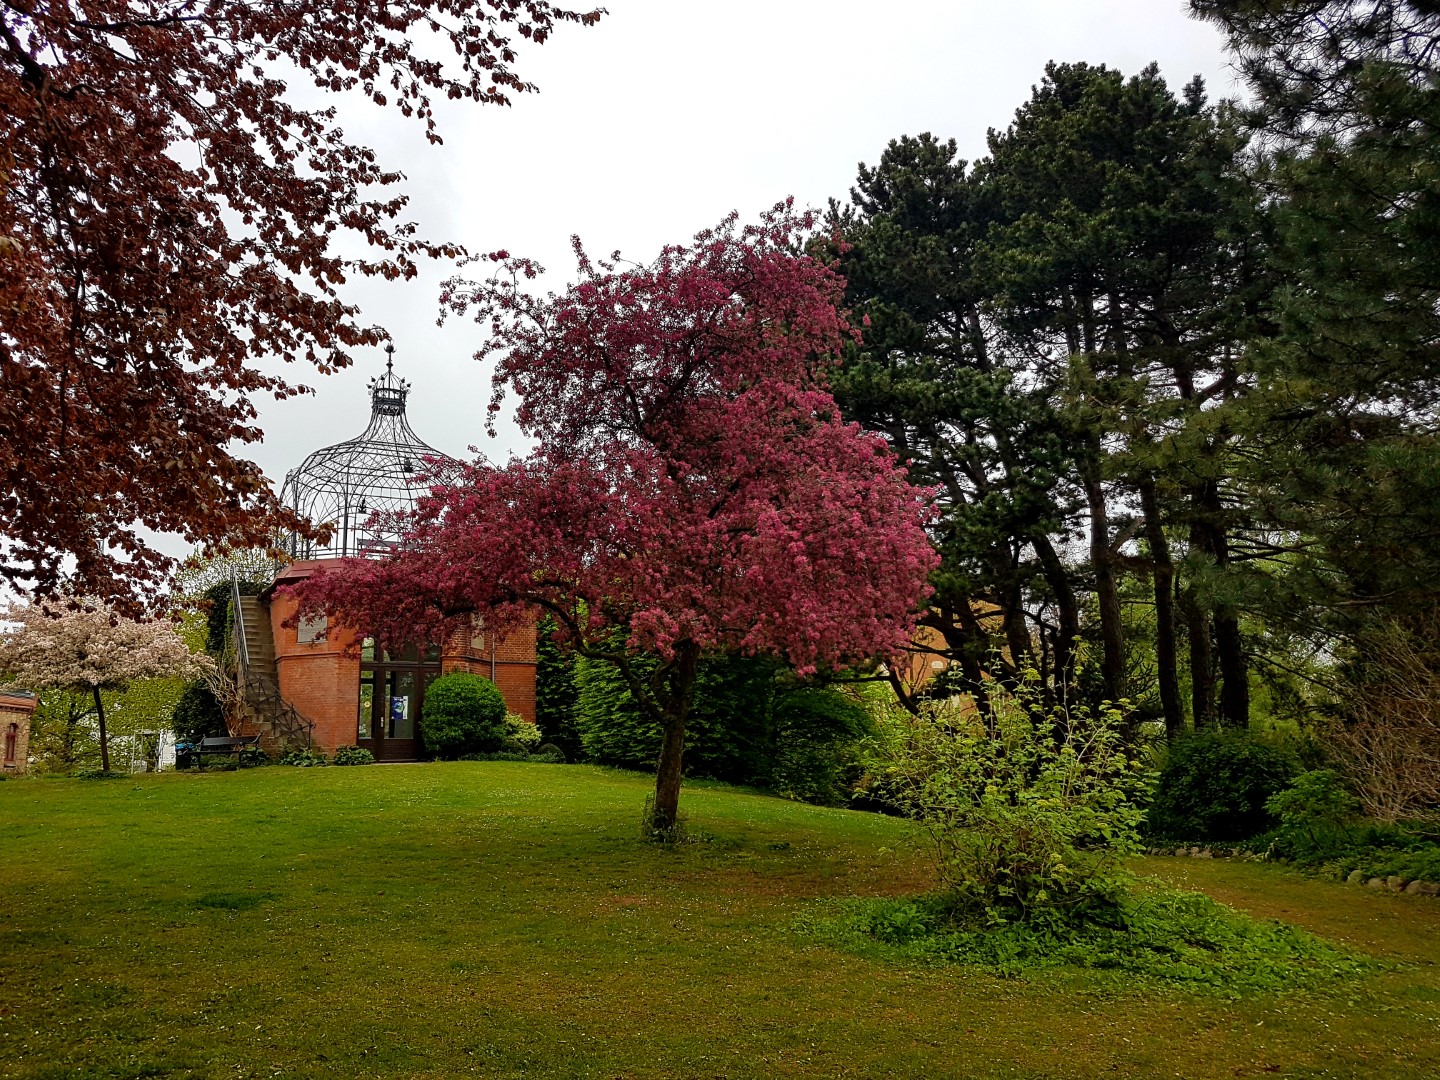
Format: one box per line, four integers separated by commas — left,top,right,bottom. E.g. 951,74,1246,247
357,640,438,761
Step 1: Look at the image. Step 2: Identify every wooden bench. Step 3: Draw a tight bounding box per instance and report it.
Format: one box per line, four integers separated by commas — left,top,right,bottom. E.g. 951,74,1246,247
192,735,262,766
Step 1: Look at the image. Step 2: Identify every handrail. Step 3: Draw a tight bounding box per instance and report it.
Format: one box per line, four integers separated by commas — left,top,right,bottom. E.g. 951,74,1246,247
230,567,250,676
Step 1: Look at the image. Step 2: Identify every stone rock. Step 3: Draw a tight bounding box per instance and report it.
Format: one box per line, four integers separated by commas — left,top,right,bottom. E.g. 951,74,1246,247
1405,880,1425,895
1368,877,1385,888
1387,875,1407,891
1197,849,1213,859
1414,882,1440,897
1346,870,1365,885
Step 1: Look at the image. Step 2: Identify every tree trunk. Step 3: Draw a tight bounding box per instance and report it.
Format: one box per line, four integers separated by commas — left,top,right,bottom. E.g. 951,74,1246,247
1140,481,1183,740
1032,533,1080,690
1191,483,1249,729
651,716,687,831
1216,609,1250,730
647,640,701,834
1084,468,1127,706
1182,575,1216,731
93,686,110,773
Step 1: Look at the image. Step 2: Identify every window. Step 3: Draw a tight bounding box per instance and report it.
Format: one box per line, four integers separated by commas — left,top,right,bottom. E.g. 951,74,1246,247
4,722,16,765
298,614,328,644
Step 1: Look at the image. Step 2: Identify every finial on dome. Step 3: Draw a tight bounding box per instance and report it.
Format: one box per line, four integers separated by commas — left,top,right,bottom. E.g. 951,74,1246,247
368,345,409,416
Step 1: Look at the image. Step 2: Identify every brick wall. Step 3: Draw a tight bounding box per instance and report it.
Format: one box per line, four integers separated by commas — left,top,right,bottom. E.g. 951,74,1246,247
440,618,538,724
1,692,37,775
264,561,539,753
269,585,362,753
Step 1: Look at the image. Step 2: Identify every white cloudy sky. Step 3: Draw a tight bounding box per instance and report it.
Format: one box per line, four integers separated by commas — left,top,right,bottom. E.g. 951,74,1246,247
204,0,1235,561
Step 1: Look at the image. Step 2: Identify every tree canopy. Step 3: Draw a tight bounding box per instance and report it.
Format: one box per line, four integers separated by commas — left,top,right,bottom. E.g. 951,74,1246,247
294,204,937,827
0,1,600,610
0,598,211,770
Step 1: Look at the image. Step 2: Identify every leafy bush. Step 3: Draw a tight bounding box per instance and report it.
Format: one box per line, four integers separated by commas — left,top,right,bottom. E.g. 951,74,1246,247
1146,733,1300,841
237,745,269,768
331,745,375,766
769,687,872,805
504,713,543,750
868,686,1148,924
535,615,582,759
278,747,328,767
574,651,775,781
171,681,226,744
799,886,1369,991
1256,769,1440,881
1266,769,1360,861
421,672,507,759
533,742,567,763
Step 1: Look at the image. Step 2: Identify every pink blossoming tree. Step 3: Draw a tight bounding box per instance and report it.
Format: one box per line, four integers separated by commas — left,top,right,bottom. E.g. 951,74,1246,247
0,600,212,772
295,204,937,827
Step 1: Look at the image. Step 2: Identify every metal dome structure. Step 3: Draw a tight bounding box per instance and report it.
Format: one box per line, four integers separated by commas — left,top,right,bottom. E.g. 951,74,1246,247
280,346,457,560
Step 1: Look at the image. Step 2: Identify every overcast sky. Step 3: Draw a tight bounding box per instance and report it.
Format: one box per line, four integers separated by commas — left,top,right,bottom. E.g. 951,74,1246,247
202,0,1236,562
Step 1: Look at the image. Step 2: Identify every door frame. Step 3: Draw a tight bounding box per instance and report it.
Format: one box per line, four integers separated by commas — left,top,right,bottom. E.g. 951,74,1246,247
357,643,440,761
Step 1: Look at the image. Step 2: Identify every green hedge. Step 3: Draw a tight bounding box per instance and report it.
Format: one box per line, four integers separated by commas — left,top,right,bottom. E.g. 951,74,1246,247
421,673,508,759
571,649,870,804
1147,732,1300,841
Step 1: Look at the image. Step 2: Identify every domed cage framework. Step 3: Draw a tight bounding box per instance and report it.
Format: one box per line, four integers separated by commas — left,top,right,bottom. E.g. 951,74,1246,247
281,348,457,560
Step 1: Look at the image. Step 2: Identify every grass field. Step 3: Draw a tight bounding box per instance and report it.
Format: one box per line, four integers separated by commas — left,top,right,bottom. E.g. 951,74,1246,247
1,762,1438,1079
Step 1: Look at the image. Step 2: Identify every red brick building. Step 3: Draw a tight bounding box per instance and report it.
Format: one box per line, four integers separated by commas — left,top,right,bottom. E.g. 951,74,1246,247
230,351,536,760
1,691,36,775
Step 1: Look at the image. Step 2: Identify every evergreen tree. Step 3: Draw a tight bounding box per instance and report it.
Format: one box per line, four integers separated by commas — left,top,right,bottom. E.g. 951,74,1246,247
1194,2,1440,654
826,134,1084,710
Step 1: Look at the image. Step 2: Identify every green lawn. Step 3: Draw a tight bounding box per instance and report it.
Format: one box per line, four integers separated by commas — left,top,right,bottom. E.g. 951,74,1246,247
1,763,1438,1079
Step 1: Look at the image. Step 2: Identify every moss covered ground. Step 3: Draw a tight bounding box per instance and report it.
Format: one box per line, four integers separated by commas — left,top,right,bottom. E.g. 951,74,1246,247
1,762,1438,1079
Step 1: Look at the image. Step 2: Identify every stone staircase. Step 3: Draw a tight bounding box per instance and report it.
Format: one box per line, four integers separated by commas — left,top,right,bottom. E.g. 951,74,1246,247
232,593,314,751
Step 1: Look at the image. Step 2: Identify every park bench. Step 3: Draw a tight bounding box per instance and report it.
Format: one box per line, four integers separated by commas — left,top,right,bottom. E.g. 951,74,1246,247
191,735,261,766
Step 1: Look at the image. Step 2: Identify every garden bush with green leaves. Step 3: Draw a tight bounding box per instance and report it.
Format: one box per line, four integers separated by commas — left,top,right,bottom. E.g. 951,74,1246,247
1146,732,1300,841
278,747,327,767
331,745,375,766
504,712,543,751
867,685,1149,924
421,672,508,759
1260,769,1440,883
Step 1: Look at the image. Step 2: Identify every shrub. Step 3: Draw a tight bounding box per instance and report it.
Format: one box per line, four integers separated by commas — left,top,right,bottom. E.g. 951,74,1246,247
1329,617,1440,823
1266,770,1360,861
1146,733,1300,841
533,742,567,763
237,745,269,768
535,615,582,760
504,712,543,751
868,686,1148,924
332,745,375,766
171,681,226,744
574,651,774,781
769,687,872,805
278,747,328,767
421,673,508,759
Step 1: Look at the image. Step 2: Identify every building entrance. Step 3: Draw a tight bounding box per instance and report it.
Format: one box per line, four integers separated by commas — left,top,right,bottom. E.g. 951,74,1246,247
357,641,440,762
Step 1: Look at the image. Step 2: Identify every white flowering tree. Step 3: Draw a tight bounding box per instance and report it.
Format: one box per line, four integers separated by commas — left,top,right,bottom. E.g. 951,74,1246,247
0,601,213,772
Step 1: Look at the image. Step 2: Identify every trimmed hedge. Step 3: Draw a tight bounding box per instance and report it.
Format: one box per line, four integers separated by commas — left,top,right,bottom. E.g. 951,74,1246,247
1147,732,1300,841
421,673,508,759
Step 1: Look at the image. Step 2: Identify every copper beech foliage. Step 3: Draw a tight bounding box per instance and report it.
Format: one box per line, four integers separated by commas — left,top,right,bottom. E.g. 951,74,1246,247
0,1,600,611
294,206,938,819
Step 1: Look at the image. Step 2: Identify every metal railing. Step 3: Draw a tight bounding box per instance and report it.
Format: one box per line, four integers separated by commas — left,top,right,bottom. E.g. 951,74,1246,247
229,568,315,749
230,567,250,675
